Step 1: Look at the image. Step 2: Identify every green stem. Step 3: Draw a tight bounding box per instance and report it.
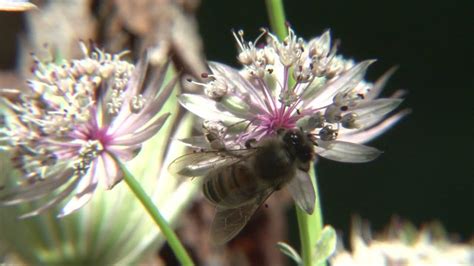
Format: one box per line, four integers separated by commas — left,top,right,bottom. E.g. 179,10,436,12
265,0,288,39
115,158,194,266
296,167,324,266
296,206,312,266
265,1,325,265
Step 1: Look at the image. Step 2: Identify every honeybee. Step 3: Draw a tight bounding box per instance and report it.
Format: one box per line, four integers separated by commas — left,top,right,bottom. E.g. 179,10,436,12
168,128,316,244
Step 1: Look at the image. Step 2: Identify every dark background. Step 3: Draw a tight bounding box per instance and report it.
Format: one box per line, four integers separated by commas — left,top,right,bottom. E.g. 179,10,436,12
196,0,474,243
0,0,472,245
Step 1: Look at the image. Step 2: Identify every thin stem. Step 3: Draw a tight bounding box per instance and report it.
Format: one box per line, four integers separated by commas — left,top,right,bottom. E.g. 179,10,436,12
296,166,324,266
296,206,312,266
265,0,288,39
115,157,194,266
265,1,326,265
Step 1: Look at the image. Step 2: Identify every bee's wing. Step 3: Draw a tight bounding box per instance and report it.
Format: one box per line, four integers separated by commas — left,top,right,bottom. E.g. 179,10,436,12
286,169,316,214
210,188,274,244
168,149,257,177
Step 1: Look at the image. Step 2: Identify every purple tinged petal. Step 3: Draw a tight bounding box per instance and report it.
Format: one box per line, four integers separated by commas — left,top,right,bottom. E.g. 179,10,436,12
58,157,100,216
19,176,82,219
0,168,74,205
109,113,170,146
106,145,140,161
72,159,99,195
97,152,122,190
58,185,96,217
108,76,177,136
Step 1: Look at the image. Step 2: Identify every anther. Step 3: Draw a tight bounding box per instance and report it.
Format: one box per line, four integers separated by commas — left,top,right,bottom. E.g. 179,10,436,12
319,125,338,141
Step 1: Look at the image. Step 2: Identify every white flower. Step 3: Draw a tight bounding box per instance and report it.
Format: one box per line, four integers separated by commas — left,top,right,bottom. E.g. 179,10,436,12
0,43,176,217
331,218,474,266
179,28,406,163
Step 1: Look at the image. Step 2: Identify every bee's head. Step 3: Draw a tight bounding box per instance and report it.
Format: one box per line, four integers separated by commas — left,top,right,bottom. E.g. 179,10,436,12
281,129,314,162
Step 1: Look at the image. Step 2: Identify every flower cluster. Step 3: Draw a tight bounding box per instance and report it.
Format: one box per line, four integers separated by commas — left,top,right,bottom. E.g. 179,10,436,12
331,218,474,266
180,28,406,162
0,43,175,217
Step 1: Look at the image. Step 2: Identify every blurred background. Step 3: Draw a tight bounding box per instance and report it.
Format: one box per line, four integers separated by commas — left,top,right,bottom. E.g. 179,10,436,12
0,0,472,264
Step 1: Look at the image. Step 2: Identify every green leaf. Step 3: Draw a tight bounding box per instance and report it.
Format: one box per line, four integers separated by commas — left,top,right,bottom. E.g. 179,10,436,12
313,225,337,264
276,242,302,265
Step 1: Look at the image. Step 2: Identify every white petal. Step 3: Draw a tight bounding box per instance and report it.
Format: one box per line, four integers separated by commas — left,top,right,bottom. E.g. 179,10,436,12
315,140,382,163
178,94,243,124
209,62,267,108
339,109,411,144
58,187,95,217
365,66,398,100
305,60,375,108
350,98,403,129
307,30,331,58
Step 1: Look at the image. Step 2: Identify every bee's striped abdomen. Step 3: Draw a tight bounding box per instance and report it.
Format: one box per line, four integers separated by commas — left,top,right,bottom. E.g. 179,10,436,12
203,162,259,208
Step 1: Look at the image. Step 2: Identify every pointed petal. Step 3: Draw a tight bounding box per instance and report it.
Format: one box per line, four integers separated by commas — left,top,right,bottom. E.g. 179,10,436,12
0,169,73,205
305,60,375,108
365,66,398,100
127,52,149,96
349,98,403,129
143,60,171,99
108,60,174,135
97,152,122,189
178,94,243,124
19,177,81,219
104,54,150,126
59,160,99,217
339,109,411,144
315,140,382,163
58,185,96,217
307,30,331,58
208,62,267,108
110,113,170,145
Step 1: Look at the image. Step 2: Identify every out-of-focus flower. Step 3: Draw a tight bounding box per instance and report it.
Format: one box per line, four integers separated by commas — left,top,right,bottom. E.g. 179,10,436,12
0,43,176,217
180,28,406,162
0,0,36,11
331,217,474,266
106,0,207,78
0,44,197,265
278,225,337,265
